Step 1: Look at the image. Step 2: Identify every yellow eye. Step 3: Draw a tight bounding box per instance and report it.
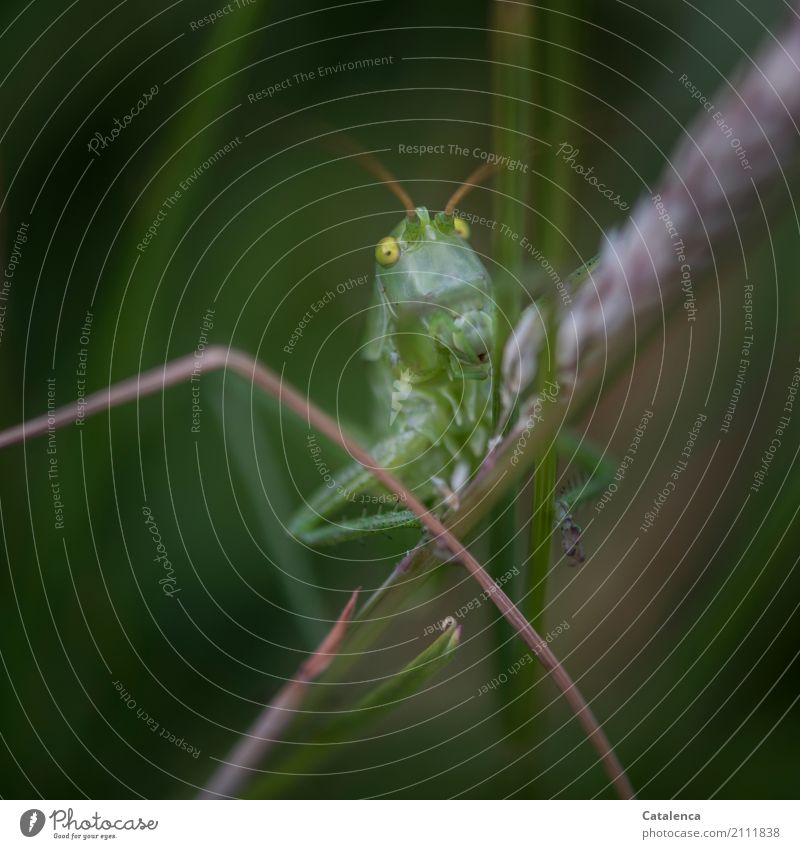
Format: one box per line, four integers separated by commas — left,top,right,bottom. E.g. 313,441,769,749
376,236,400,266
453,217,470,239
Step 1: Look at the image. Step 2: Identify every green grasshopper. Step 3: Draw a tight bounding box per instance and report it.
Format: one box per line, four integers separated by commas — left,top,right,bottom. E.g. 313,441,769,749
0,151,608,559
289,164,611,555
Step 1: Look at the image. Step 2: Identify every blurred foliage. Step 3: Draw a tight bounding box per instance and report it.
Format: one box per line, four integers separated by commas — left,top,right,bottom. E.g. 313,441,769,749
0,0,798,799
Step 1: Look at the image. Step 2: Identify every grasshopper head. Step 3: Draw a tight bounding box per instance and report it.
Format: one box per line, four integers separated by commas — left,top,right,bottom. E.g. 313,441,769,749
372,207,494,380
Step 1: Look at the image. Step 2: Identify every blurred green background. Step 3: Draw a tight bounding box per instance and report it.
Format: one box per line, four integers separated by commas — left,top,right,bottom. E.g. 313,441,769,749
0,0,798,799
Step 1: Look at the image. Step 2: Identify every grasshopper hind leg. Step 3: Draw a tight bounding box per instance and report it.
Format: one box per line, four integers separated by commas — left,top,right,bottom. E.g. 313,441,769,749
288,429,434,547
297,509,421,547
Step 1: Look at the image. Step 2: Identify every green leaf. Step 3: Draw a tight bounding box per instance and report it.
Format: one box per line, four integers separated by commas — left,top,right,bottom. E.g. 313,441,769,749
247,620,461,797
343,618,462,722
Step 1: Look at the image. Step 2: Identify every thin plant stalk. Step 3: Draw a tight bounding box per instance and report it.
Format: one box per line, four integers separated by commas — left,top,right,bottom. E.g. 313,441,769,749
0,345,634,799
488,0,535,710
490,1,533,369
527,441,556,633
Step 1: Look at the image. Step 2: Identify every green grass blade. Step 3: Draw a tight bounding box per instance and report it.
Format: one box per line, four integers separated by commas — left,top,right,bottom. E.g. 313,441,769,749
527,2,580,631
488,0,535,717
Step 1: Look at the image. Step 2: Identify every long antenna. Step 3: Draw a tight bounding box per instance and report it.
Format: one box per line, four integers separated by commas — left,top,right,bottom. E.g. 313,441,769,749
319,129,416,218
445,161,497,216
352,148,417,218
